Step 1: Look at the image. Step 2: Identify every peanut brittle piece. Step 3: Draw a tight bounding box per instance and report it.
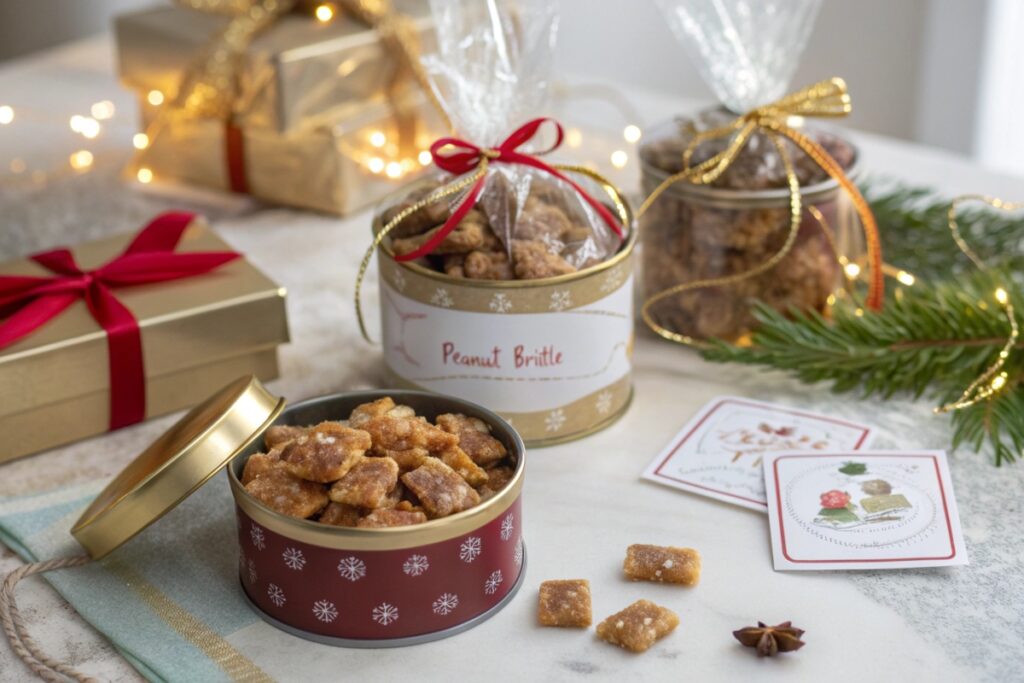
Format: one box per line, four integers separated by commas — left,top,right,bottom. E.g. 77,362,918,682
362,414,458,453
439,445,489,487
511,240,577,279
379,481,408,509
244,464,328,519
401,458,480,518
516,202,574,244
280,423,372,483
356,508,428,528
443,254,466,278
241,449,280,485
348,397,414,427
329,456,400,508
436,413,508,466
623,544,701,586
265,424,306,450
476,465,516,500
464,250,515,280
596,600,680,653
372,447,431,472
392,220,485,256
318,501,362,527
538,580,592,628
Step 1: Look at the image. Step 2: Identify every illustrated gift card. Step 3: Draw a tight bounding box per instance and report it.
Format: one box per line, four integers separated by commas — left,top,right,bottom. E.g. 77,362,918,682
642,397,874,511
763,451,968,570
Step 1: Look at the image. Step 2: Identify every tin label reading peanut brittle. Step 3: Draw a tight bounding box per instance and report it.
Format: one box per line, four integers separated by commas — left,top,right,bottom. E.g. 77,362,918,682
380,276,633,435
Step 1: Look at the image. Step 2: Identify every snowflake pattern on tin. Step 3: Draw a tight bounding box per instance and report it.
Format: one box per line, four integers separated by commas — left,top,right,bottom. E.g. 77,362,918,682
599,267,626,293
337,556,367,581
432,593,459,616
250,524,266,550
513,540,524,568
402,554,429,577
430,287,454,308
500,513,515,541
391,267,407,292
267,583,286,607
312,599,338,623
282,547,306,571
488,293,512,313
459,536,482,563
372,602,399,626
484,570,503,595
548,290,572,312
247,558,258,584
595,390,614,416
545,408,567,432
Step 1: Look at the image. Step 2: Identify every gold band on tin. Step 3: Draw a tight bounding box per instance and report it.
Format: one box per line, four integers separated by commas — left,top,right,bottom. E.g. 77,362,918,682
106,561,274,682
228,455,524,551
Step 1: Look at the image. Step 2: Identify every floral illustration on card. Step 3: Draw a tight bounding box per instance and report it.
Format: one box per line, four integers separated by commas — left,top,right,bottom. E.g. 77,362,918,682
812,462,912,530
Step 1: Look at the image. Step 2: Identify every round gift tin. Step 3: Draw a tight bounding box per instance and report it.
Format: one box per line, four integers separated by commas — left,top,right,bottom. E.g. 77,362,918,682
228,389,527,647
70,377,526,648
373,194,637,447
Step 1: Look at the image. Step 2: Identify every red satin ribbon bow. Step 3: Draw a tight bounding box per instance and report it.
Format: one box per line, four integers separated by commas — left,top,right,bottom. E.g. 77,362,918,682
0,212,240,430
394,117,625,262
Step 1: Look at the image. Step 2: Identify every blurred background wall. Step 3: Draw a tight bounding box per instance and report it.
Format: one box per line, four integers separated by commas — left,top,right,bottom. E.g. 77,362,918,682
0,0,1017,174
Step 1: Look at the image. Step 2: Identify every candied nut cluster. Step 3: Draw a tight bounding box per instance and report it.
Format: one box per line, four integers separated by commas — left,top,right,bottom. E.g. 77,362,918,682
639,109,853,342
241,397,513,528
381,177,619,280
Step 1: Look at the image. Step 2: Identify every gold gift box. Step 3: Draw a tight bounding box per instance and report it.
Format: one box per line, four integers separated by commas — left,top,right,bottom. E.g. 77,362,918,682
0,219,289,464
114,1,433,132
132,95,443,215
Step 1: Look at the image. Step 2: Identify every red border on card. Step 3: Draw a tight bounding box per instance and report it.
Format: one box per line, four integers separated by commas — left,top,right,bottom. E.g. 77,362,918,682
652,398,872,507
774,453,957,563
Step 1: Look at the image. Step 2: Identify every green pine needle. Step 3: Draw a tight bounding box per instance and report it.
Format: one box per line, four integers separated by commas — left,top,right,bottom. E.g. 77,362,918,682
699,184,1024,465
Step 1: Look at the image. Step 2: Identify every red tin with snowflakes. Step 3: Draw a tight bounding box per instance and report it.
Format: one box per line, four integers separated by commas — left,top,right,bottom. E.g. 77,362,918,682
227,389,527,647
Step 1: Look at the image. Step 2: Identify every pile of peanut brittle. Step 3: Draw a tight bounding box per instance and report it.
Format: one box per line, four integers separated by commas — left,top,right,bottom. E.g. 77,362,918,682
241,397,514,528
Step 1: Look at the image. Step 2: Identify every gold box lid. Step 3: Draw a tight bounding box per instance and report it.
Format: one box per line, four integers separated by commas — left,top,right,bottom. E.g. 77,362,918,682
0,219,289,420
72,375,285,559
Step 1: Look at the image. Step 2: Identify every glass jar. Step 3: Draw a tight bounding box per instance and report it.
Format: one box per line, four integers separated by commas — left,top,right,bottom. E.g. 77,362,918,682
638,112,863,344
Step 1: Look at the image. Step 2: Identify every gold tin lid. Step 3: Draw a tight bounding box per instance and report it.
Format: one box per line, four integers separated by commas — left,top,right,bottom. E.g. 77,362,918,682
71,375,285,559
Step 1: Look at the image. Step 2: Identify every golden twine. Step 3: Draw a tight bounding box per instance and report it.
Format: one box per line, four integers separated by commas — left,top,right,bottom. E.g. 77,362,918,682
636,77,885,347
354,161,631,344
934,195,1020,414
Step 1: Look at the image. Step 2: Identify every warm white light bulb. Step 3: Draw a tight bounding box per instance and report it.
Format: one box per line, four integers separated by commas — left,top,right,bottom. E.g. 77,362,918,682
623,124,642,143
69,150,94,170
147,90,165,106
133,133,150,149
367,157,385,174
610,150,628,169
315,3,335,22
896,270,915,286
137,167,154,184
0,105,13,124
418,150,432,166
566,128,582,148
91,100,116,120
385,161,403,179
844,263,861,279
369,130,386,148
995,287,1009,304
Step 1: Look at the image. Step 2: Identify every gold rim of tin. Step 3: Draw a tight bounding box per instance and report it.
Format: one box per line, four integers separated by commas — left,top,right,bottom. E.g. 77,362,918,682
524,385,634,448
227,389,527,551
372,181,638,289
71,375,285,559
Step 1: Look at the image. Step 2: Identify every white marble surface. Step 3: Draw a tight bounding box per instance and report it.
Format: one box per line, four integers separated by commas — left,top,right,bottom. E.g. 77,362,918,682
2,36,1024,683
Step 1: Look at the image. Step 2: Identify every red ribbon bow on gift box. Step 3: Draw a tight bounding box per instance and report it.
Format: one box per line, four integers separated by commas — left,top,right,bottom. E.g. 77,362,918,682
0,212,240,430
394,117,626,262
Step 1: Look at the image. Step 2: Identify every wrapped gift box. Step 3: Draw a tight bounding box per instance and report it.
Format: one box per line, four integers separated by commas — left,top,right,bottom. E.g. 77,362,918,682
114,0,433,132
132,95,443,215
0,219,289,463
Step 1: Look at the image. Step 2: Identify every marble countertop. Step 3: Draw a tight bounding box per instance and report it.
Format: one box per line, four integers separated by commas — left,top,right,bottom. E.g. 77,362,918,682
2,36,1023,683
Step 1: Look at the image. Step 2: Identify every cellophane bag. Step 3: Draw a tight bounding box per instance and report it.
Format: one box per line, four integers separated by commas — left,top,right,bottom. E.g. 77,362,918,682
376,0,623,281
639,0,861,342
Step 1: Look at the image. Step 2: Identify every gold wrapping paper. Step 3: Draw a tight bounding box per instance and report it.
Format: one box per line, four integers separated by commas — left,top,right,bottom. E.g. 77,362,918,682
0,220,289,463
133,96,444,215
114,0,432,132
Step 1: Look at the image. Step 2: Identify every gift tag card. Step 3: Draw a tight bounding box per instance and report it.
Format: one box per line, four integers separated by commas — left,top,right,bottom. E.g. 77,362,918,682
641,397,874,511
763,450,968,570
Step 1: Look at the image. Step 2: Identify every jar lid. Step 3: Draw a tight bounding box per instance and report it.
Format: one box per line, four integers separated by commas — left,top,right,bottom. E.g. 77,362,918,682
71,375,285,559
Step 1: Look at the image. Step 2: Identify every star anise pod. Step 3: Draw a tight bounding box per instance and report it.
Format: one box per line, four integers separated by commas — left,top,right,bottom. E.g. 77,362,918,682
732,621,805,657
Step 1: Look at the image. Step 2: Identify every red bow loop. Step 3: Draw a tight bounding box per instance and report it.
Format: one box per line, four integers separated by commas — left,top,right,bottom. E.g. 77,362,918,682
0,211,241,430
400,118,624,263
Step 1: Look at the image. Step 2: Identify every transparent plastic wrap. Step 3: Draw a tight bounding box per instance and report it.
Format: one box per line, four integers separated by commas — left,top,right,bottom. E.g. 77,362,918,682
374,0,624,281
640,0,879,343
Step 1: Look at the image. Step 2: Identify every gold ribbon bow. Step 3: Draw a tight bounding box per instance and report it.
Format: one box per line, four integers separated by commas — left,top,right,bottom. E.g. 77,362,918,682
637,77,885,346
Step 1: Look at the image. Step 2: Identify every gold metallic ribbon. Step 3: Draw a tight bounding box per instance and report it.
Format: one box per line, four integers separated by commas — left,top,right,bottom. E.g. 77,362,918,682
934,195,1020,414
636,77,885,346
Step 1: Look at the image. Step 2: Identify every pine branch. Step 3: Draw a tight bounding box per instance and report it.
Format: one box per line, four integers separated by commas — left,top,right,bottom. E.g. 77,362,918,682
864,182,1024,283
702,268,1023,464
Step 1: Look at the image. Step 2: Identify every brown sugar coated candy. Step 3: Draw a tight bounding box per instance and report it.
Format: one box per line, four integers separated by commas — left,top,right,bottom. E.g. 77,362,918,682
328,456,400,508
401,458,481,518
538,580,592,628
244,464,329,519
279,422,372,483
623,544,701,586
596,600,680,653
